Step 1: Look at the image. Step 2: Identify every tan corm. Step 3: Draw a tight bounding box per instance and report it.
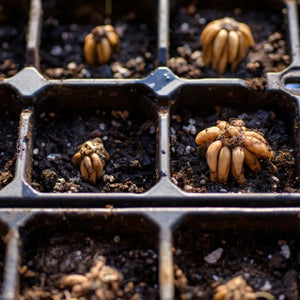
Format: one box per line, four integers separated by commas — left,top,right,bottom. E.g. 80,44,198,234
214,276,275,300
195,119,274,184
200,17,254,74
60,257,123,299
84,25,120,65
72,137,110,184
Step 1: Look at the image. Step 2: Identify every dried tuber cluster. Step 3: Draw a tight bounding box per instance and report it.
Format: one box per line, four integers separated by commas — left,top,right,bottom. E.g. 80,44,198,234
195,119,274,184
72,137,110,184
214,276,275,300
84,25,120,65
200,17,254,74
59,256,123,299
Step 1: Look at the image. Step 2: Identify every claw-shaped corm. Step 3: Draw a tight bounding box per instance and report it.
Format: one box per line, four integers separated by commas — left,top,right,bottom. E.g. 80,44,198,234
195,119,274,184
72,137,110,184
200,17,254,74
213,276,275,300
84,25,120,65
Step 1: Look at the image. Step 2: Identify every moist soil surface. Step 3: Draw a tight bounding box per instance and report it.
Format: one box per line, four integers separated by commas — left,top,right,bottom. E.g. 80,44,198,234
169,4,290,83
173,218,299,299
170,107,300,193
31,110,156,193
20,217,159,299
0,13,27,78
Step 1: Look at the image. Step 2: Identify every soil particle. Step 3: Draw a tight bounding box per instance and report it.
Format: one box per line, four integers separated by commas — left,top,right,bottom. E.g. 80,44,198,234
31,110,156,193
169,5,290,81
40,169,58,192
171,107,299,193
101,179,145,193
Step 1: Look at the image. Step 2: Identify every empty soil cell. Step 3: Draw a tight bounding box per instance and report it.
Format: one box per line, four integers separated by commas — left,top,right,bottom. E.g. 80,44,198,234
20,215,159,300
170,106,299,193
173,215,299,300
40,1,157,79
169,3,290,81
31,109,157,193
0,109,19,190
0,1,27,78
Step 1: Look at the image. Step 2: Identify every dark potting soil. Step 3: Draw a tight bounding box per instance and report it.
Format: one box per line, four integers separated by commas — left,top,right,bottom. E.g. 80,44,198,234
40,11,157,79
173,217,299,299
170,107,300,193
20,217,159,299
0,109,19,190
31,110,157,193
0,16,27,78
169,4,290,80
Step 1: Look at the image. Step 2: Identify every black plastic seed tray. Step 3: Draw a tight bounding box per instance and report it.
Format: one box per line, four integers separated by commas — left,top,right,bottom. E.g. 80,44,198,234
0,0,300,299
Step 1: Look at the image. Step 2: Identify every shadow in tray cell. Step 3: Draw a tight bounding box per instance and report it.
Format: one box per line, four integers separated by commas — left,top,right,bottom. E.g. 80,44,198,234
0,108,20,191
20,213,159,300
0,0,29,78
173,214,300,300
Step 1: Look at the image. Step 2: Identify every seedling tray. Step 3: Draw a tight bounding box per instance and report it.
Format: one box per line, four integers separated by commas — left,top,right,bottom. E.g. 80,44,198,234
0,0,300,299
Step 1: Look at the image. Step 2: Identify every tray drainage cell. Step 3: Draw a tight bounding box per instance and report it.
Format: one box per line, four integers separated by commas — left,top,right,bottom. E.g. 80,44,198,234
284,76,300,94
172,213,300,300
0,0,29,78
170,84,299,193
20,213,159,299
31,87,157,193
169,0,290,79
40,0,158,79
